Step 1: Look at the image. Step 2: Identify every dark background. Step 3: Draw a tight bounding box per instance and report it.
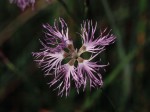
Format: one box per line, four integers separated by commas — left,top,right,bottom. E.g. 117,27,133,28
0,0,150,112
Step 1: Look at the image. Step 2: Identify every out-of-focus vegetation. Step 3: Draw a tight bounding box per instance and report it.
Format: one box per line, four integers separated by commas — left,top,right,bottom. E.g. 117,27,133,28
0,0,150,112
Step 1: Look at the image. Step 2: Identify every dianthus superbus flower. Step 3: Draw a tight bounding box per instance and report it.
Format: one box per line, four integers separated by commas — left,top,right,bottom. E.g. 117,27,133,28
9,0,50,10
32,18,116,96
9,0,35,10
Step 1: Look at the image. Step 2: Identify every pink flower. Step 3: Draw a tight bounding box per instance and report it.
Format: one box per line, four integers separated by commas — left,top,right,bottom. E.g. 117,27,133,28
32,18,116,96
48,63,80,96
9,0,35,10
79,21,116,54
77,52,107,91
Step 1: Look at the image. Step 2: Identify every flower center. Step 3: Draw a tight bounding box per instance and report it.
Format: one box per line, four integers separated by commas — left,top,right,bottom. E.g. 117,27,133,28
71,50,78,59
65,44,86,66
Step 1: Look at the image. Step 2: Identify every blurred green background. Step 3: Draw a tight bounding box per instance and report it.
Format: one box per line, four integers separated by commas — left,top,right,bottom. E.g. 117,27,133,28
0,0,150,112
